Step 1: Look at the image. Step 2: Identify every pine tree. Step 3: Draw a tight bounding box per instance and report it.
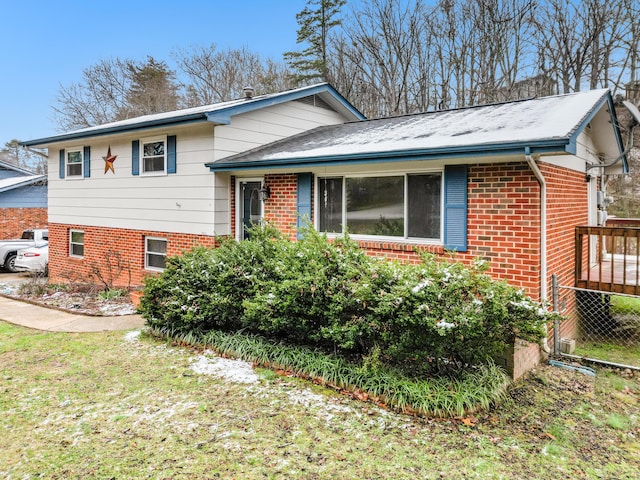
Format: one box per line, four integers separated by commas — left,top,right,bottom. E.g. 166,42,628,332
123,56,180,117
284,0,346,85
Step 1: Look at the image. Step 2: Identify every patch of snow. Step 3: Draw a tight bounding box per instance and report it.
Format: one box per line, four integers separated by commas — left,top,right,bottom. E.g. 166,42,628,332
190,352,259,384
100,302,136,315
43,291,65,299
284,388,354,424
124,330,141,343
0,282,19,295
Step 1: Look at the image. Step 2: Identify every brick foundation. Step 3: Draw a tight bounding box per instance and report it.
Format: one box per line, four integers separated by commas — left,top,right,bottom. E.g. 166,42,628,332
0,208,48,239
498,339,544,381
48,224,218,288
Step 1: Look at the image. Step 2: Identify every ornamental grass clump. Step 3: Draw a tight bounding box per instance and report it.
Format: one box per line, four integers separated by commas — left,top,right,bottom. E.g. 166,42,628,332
148,325,509,418
139,224,557,376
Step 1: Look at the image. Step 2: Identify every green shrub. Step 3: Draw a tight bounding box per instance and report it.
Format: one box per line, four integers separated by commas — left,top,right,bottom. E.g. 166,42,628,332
139,224,555,374
98,288,127,300
141,225,288,333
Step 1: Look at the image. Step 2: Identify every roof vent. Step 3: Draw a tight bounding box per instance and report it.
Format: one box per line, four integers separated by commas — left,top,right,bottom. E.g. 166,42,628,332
243,86,254,100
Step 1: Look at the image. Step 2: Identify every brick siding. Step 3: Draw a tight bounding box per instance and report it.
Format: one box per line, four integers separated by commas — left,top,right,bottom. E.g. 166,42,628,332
541,163,588,342
454,162,543,298
48,224,218,288
0,208,48,239
263,173,308,240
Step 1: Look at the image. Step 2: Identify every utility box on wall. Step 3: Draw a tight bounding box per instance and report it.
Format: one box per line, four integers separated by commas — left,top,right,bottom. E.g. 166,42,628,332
560,338,576,355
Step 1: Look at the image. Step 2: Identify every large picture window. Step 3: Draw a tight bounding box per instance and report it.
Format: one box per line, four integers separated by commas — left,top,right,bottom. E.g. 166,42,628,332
145,237,167,270
318,173,442,240
141,138,166,174
66,148,83,177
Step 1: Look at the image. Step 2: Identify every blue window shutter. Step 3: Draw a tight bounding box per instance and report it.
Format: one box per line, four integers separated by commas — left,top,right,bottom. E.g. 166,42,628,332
59,149,65,179
444,165,468,252
167,135,177,174
83,146,91,178
132,140,140,176
296,173,312,239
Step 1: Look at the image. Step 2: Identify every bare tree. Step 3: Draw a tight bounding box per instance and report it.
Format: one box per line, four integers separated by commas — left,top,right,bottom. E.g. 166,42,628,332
53,57,181,131
334,0,429,117
0,139,47,174
617,0,640,101
53,58,132,131
175,44,294,106
532,0,625,93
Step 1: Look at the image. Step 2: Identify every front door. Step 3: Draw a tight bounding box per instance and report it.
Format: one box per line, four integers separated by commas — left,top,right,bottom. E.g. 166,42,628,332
240,181,263,239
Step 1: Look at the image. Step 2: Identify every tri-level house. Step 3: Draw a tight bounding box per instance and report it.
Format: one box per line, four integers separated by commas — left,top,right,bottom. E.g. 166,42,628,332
25,85,630,355
24,84,630,377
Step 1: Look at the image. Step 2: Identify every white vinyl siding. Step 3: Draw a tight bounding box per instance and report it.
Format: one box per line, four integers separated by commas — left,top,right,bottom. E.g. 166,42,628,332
212,101,347,161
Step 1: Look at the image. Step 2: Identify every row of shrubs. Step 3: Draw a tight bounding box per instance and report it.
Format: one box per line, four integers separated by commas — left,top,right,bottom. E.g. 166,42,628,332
139,225,555,374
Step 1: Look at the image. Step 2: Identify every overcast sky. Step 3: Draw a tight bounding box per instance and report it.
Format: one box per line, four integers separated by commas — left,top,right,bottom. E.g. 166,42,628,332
0,0,309,145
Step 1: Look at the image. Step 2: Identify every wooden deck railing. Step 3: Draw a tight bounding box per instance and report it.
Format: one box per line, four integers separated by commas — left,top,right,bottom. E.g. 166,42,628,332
575,225,640,295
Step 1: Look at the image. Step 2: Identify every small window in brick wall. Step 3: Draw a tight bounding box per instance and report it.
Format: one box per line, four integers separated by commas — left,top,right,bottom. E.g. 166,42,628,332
145,237,167,271
69,230,84,258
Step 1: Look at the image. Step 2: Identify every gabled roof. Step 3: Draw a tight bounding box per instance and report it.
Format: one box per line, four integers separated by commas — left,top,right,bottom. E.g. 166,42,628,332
22,83,365,147
0,159,40,176
0,175,47,193
207,88,627,172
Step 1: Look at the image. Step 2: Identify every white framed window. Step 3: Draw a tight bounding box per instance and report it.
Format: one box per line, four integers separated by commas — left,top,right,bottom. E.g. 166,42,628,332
140,137,166,175
69,230,84,258
66,147,83,178
317,172,443,241
145,237,167,271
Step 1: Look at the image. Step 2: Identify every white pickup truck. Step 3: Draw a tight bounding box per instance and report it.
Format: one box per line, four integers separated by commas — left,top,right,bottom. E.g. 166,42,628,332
0,229,48,272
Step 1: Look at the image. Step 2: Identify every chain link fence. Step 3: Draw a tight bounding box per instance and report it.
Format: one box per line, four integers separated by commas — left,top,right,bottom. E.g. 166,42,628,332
552,280,640,370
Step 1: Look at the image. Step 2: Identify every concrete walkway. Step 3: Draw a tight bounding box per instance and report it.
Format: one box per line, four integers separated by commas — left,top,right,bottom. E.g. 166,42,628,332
0,272,145,332
0,295,145,332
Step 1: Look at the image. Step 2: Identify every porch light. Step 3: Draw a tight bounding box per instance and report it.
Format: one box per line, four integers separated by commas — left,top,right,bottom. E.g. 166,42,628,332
259,184,271,201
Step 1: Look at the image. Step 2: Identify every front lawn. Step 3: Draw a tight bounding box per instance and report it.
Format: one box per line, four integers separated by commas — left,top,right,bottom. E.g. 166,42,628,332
1,322,639,479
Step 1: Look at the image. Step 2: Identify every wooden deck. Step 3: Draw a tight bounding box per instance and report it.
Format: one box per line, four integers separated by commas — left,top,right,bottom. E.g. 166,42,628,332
576,226,640,295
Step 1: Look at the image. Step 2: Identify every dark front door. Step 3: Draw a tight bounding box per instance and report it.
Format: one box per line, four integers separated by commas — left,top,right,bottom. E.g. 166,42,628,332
241,181,262,239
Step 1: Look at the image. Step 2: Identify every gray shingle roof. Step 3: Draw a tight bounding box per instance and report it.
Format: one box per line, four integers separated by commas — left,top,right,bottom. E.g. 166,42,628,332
207,88,621,171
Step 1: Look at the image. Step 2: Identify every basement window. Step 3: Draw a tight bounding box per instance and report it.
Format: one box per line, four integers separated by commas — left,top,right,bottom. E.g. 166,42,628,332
145,237,167,271
69,230,84,258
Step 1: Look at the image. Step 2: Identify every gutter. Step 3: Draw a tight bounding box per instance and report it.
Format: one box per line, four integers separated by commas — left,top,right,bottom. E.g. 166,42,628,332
525,147,551,354
207,139,571,172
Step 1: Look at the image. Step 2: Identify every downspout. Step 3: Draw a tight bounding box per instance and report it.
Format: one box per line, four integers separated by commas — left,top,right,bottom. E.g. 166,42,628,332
525,147,551,354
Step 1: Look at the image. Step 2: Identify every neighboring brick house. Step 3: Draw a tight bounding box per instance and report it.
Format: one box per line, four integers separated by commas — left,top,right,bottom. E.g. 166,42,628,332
22,84,364,286
205,88,628,373
0,160,47,239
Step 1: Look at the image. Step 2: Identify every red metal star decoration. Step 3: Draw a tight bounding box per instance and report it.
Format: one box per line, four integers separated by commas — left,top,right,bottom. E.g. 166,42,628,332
103,146,117,174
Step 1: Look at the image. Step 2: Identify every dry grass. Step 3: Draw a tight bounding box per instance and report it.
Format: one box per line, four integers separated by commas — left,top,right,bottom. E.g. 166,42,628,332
1,321,639,479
